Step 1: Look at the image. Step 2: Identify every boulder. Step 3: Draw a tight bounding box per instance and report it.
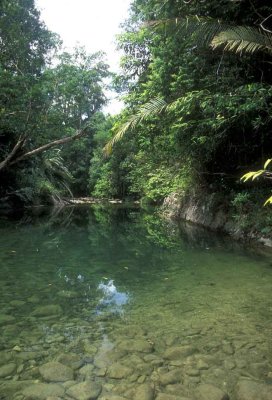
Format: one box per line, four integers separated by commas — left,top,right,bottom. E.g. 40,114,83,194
56,353,84,369
164,346,197,360
134,383,154,400
235,379,272,400
0,362,16,378
0,314,15,326
22,383,65,399
194,384,229,400
156,394,192,400
66,381,102,400
107,362,133,379
39,361,73,382
159,369,182,386
119,339,154,353
32,304,62,317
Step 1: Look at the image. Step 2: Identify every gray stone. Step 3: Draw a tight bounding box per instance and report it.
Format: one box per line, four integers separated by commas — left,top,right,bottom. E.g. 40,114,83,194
235,379,272,400
39,361,74,382
194,384,229,400
134,383,154,400
66,381,102,400
164,346,197,360
119,339,154,353
107,362,133,379
0,314,15,326
22,383,65,399
160,369,182,386
56,353,84,369
0,362,16,377
32,304,62,317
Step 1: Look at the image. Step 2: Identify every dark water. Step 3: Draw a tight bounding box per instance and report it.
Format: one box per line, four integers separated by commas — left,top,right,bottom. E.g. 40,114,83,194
0,205,272,400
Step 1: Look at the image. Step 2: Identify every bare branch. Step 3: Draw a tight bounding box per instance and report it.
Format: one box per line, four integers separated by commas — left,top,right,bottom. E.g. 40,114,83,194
260,14,272,34
0,127,89,171
0,136,26,171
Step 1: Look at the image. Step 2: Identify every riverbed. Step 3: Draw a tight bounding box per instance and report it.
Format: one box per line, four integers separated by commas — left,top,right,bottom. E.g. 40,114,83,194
0,205,272,399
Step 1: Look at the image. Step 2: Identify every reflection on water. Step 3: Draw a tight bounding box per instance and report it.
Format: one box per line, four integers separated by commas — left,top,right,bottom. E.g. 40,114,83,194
97,280,130,316
0,205,272,400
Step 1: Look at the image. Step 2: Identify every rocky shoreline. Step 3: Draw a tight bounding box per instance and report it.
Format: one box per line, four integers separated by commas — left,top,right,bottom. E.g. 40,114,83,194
161,192,272,248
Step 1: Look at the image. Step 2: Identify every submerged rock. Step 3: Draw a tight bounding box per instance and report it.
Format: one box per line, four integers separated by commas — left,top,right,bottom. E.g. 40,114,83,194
164,346,197,360
235,379,272,400
118,339,154,353
0,362,16,378
57,290,78,298
107,362,133,379
159,369,182,386
32,304,62,317
194,383,229,400
39,361,74,382
22,383,65,399
134,383,154,400
0,350,13,365
0,380,36,397
156,394,192,400
66,381,102,400
56,353,84,370
10,300,26,307
0,314,15,326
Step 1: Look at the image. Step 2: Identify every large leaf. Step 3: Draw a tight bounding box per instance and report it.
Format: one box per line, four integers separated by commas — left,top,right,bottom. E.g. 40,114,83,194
145,15,226,48
104,97,167,155
211,26,272,55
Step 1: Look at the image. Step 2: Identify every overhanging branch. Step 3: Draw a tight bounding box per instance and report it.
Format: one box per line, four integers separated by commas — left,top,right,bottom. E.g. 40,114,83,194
0,128,88,171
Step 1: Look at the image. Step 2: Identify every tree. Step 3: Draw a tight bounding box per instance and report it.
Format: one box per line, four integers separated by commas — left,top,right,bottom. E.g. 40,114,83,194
0,1,109,203
94,0,272,204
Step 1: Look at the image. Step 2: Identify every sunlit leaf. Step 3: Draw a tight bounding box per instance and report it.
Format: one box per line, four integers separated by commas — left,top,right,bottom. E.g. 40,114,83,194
264,196,272,206
252,170,265,180
264,159,272,169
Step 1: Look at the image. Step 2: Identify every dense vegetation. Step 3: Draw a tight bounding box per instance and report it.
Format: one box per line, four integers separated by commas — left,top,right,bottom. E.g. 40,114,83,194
0,0,108,206
1,0,272,234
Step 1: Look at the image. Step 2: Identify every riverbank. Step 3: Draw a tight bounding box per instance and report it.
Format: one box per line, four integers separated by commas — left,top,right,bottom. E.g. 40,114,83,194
161,191,272,248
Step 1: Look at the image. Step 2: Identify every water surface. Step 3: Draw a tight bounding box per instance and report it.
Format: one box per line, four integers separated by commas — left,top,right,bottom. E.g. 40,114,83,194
0,205,272,399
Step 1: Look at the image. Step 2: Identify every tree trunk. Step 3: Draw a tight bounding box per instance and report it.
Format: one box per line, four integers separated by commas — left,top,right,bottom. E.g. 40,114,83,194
0,128,87,172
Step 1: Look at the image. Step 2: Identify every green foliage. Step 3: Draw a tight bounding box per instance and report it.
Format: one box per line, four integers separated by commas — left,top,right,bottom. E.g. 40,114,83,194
241,159,272,206
91,0,272,213
211,27,272,55
0,0,109,204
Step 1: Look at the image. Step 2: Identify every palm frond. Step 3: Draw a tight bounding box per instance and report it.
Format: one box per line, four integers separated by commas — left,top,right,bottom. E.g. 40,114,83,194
104,97,167,155
145,16,226,48
211,26,272,55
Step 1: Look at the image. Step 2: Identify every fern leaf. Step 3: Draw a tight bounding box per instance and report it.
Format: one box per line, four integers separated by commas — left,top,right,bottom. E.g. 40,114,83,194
145,15,225,48
211,26,272,55
241,171,257,182
104,97,167,155
264,195,272,206
264,159,272,169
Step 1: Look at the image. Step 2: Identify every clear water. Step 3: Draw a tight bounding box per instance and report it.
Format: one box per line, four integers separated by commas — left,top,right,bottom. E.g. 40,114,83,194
0,205,272,400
